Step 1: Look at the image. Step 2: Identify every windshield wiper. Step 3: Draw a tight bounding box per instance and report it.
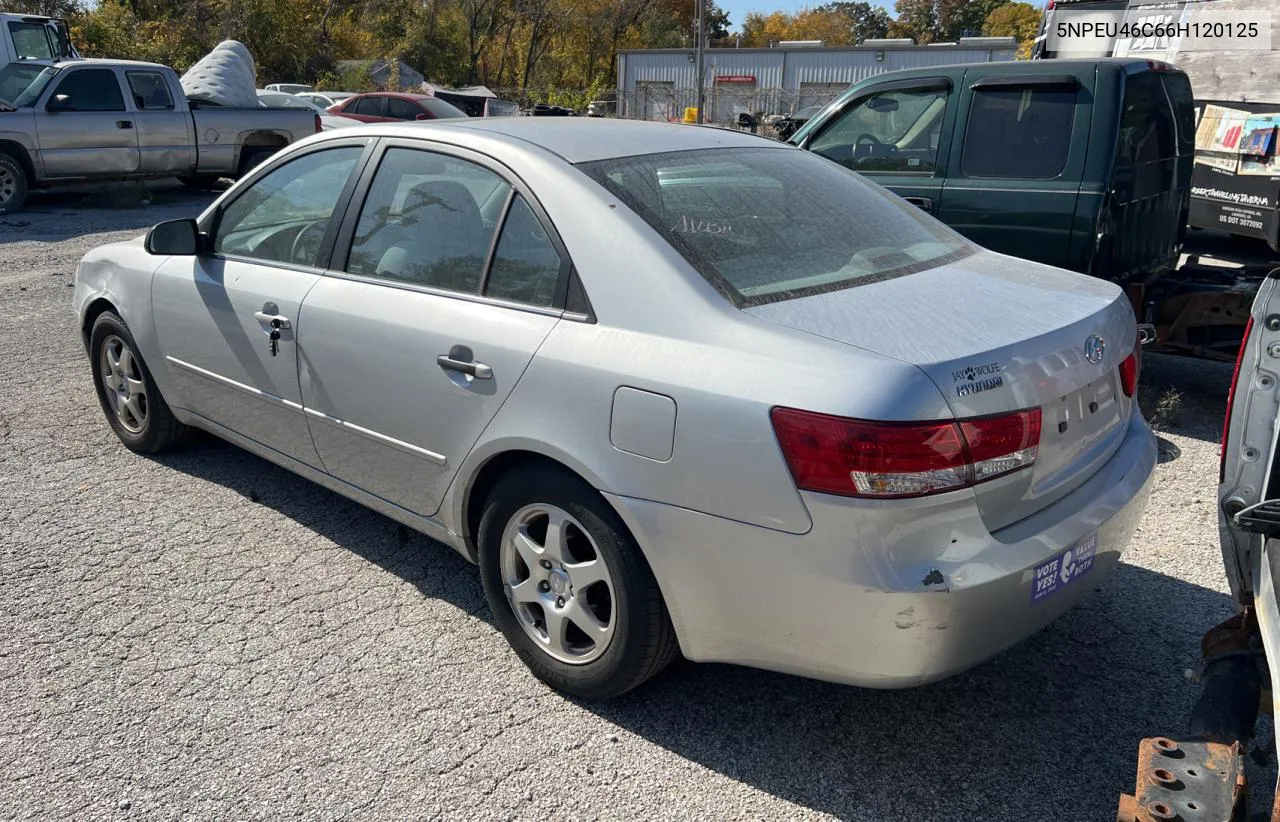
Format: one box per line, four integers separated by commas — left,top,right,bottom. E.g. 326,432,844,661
0,99,15,112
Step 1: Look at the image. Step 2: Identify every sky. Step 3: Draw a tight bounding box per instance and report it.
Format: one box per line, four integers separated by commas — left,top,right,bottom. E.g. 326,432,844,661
716,0,896,32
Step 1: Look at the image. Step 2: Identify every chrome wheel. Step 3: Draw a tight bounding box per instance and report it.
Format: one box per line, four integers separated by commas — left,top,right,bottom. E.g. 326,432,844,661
99,334,148,434
500,503,617,665
0,164,16,205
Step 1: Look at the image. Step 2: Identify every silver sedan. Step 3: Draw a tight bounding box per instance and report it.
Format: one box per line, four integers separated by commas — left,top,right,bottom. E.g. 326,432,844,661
73,119,1157,699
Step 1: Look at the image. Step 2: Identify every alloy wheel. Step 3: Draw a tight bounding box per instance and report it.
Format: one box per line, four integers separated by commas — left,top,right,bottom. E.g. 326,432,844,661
499,503,617,664
100,335,148,434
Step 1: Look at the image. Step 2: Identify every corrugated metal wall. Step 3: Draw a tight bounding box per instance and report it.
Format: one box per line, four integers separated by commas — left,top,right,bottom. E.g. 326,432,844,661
618,45,1016,93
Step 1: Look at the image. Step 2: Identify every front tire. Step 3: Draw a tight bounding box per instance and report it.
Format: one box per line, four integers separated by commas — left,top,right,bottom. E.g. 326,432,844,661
478,467,679,700
89,311,189,453
0,152,29,214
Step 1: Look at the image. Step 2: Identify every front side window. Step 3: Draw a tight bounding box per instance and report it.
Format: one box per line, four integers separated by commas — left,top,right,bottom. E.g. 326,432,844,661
49,69,125,112
808,87,948,174
579,147,972,306
386,97,422,120
127,71,174,111
213,147,362,267
961,85,1076,178
346,147,510,293
485,195,562,307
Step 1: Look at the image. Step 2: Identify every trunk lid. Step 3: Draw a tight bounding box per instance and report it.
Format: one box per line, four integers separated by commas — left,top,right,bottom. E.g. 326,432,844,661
746,249,1139,531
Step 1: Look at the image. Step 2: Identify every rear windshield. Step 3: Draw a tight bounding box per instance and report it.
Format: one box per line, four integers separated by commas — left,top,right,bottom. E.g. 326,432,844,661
421,97,467,119
577,147,972,306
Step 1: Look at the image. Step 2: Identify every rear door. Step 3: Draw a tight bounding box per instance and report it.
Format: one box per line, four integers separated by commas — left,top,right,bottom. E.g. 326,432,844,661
297,141,568,516
799,77,956,216
933,71,1091,269
34,66,140,178
124,69,194,174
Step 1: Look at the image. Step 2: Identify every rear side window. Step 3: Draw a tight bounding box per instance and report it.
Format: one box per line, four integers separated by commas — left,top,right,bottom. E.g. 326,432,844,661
49,69,125,112
127,71,173,110
485,195,562,307
962,85,1075,178
578,148,972,306
350,97,383,116
1117,72,1177,167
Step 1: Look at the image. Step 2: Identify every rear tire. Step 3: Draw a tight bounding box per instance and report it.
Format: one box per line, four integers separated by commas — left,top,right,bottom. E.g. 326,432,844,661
176,174,223,191
237,146,279,179
0,152,30,214
477,466,679,700
89,311,189,454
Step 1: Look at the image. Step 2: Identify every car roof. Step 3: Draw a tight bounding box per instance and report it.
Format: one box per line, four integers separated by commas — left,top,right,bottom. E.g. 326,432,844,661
358,118,786,163
48,58,169,70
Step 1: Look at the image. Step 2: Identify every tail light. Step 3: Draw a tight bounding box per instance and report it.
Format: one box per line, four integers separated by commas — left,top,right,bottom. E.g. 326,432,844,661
314,113,323,133
1119,332,1141,397
1221,316,1255,482
770,407,1042,499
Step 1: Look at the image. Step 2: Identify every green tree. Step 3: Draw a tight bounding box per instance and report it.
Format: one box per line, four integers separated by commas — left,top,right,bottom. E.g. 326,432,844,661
984,1,1042,57
818,1,890,42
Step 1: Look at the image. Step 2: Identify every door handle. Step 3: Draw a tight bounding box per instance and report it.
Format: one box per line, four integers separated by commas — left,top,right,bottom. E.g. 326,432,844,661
437,355,492,380
903,196,933,213
253,311,291,330
116,120,133,129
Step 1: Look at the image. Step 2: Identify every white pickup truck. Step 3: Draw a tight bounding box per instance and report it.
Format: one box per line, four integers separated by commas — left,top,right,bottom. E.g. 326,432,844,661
0,59,319,212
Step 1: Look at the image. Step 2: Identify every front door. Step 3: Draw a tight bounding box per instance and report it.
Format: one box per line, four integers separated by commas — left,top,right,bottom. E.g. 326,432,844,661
35,66,139,178
801,79,954,217
152,143,367,466
933,73,1090,269
298,144,566,516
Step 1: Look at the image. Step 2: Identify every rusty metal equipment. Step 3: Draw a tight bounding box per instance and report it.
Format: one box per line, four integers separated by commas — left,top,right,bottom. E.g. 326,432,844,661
1118,610,1266,822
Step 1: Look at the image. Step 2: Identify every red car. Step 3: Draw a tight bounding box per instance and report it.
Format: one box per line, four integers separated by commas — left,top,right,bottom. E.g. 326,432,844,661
328,92,468,123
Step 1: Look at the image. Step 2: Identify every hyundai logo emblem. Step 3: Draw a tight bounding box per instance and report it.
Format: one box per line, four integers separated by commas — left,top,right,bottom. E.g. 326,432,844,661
1084,335,1106,365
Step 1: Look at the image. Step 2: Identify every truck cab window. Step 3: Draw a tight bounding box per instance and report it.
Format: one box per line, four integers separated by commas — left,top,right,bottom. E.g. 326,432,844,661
127,71,174,111
7,22,55,60
808,87,948,174
48,69,126,113
962,85,1075,179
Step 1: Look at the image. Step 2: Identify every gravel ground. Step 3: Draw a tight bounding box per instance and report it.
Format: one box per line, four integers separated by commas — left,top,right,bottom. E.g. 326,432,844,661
1,184,1275,821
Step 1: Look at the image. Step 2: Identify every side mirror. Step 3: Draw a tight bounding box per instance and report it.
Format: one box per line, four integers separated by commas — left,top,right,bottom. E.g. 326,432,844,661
145,218,203,256
47,94,70,112
415,112,429,121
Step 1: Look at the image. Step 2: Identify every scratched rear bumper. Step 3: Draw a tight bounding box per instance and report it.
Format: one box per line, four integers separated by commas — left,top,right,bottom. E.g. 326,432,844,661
606,412,1156,688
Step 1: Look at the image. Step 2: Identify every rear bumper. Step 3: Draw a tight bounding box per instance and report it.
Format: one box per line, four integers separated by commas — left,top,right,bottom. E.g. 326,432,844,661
606,412,1157,688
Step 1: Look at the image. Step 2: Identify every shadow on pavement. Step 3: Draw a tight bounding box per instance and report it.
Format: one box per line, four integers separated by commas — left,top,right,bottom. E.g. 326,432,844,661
154,436,1239,821
1139,352,1232,445
0,180,218,245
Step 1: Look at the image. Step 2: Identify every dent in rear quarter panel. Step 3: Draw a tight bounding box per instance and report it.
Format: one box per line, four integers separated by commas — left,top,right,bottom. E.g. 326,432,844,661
73,241,179,402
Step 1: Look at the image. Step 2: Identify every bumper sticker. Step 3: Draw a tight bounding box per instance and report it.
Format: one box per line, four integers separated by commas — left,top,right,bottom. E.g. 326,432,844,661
1030,533,1098,604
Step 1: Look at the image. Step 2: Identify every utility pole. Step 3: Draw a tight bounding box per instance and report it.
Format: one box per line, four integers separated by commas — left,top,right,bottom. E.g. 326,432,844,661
694,0,705,124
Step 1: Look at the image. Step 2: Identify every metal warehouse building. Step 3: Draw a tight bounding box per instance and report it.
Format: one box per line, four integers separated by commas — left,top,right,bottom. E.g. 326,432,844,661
616,38,1017,124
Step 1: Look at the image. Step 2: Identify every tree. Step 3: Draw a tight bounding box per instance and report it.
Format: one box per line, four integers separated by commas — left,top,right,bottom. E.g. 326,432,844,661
818,1,889,43
983,1,1041,58
6,0,84,16
888,0,937,43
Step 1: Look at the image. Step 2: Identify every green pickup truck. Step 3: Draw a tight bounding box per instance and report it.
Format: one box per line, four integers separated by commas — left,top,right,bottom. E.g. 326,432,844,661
791,59,1209,352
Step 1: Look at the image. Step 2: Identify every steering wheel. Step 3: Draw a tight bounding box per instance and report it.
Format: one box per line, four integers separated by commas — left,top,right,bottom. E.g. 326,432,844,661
290,219,328,266
855,133,883,147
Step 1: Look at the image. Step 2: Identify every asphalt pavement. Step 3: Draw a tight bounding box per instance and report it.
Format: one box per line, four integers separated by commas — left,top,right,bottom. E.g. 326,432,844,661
1,183,1274,821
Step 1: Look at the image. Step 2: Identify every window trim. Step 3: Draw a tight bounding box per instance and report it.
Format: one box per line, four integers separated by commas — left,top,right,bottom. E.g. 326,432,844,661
200,139,377,274
328,137,582,317
801,78,953,177
958,83,1079,181
125,70,175,111
44,67,127,113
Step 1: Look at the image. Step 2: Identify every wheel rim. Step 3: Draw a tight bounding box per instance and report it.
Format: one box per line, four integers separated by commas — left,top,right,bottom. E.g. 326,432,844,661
499,503,617,665
0,165,16,205
99,335,148,434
